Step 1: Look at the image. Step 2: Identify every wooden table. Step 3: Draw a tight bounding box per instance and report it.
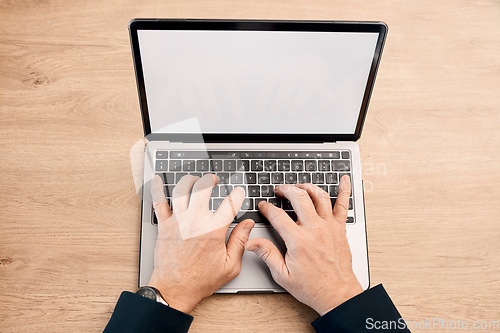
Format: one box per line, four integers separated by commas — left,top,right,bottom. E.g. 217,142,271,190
1,1,499,332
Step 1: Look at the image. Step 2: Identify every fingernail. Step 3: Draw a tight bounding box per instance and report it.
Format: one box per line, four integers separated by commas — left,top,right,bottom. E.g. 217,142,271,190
244,220,255,232
258,200,266,207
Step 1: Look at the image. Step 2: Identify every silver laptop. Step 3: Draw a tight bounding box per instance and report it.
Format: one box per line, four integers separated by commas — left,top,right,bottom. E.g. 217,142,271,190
129,19,387,293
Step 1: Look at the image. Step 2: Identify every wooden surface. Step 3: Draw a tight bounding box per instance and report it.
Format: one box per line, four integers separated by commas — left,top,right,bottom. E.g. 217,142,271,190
1,1,499,332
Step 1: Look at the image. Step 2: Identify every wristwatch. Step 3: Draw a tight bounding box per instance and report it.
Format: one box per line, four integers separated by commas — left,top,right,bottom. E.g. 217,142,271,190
136,286,169,306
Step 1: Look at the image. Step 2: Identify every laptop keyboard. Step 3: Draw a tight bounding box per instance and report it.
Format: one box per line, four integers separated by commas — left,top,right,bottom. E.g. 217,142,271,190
154,151,354,224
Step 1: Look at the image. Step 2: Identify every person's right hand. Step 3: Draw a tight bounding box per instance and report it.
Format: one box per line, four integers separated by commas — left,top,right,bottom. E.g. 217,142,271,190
245,175,363,316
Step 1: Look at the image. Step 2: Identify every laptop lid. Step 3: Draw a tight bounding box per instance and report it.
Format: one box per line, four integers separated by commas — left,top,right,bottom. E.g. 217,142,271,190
129,19,387,142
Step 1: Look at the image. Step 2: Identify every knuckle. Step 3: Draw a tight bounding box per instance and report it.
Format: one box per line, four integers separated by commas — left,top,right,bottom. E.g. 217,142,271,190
294,188,310,199
318,189,330,199
260,247,273,262
336,202,349,212
268,207,286,221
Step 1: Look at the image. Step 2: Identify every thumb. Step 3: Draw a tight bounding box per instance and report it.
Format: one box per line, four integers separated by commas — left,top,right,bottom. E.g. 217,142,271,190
245,238,288,284
226,219,255,264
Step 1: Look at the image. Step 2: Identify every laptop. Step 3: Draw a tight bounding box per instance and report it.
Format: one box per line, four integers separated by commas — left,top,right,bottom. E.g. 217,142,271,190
129,19,387,293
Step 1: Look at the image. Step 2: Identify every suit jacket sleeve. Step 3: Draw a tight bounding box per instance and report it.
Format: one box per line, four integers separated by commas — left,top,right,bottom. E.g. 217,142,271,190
311,284,410,333
103,291,194,333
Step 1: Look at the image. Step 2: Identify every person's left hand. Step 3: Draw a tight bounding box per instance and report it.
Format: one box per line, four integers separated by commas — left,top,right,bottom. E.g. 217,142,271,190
147,174,255,314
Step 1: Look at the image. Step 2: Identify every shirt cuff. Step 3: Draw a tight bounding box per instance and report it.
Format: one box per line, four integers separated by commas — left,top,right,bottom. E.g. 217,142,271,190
104,291,194,333
311,284,410,333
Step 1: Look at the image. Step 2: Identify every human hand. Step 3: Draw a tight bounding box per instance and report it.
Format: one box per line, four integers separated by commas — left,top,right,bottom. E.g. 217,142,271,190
148,174,255,314
245,175,362,316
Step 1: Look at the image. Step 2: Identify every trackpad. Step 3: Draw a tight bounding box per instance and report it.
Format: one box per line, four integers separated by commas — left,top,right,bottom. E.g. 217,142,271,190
218,226,287,293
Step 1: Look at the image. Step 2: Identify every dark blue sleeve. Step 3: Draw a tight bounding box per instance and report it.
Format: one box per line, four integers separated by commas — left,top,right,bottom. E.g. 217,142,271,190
311,284,410,333
103,291,194,333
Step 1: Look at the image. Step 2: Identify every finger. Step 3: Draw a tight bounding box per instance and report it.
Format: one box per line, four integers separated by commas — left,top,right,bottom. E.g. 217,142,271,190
151,175,172,221
294,183,332,220
245,237,288,284
172,175,199,214
257,201,298,243
188,174,219,211
333,175,351,224
274,184,318,224
226,219,255,268
213,186,245,222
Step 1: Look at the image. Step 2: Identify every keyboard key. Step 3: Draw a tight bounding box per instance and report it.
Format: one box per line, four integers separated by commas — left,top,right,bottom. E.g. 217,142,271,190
189,172,202,178
224,160,236,171
234,211,267,223
285,173,298,184
209,198,213,210
155,160,168,171
169,160,182,171
298,173,311,184
278,160,291,171
282,199,293,210
248,185,260,197
271,173,284,184
251,160,264,171
183,160,195,171
230,173,244,184
326,173,338,184
329,185,339,197
255,198,267,207
261,185,274,197
176,173,188,183
196,160,209,171
164,185,175,197
339,173,351,182
241,152,253,158
237,160,250,171
163,173,176,185
325,151,341,159
318,185,328,192
305,160,317,171
258,173,271,184
217,173,230,184
245,173,257,184
311,173,324,184
211,186,219,197
268,197,281,208
342,151,350,159
156,151,168,159
213,198,224,210
332,160,350,171
220,185,233,196
233,184,247,195
346,216,354,224
264,160,277,171
171,151,208,159
210,160,223,171
241,198,254,210
318,160,330,171
291,160,304,171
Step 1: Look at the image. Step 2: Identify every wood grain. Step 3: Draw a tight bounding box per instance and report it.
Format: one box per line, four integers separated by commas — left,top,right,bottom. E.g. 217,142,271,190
1,1,499,332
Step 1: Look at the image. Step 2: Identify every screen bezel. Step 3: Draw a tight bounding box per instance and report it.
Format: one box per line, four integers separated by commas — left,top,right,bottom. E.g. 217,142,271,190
129,19,387,142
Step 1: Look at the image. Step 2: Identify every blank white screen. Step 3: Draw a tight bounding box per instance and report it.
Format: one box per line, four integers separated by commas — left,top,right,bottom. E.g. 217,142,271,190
138,29,379,134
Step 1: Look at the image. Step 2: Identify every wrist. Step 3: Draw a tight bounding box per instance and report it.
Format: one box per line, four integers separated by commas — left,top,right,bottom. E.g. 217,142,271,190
315,281,363,316
148,276,201,314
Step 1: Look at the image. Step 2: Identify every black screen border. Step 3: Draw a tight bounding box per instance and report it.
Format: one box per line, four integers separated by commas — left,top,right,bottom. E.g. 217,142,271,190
129,19,387,142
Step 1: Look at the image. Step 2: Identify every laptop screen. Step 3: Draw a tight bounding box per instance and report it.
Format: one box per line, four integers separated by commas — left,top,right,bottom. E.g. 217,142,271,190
132,21,386,139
